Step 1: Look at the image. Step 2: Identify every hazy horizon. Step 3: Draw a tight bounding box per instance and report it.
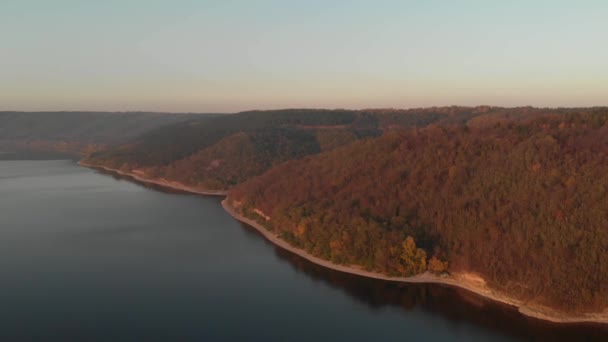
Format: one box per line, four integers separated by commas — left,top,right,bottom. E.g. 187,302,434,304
2,104,608,116
2,1,607,112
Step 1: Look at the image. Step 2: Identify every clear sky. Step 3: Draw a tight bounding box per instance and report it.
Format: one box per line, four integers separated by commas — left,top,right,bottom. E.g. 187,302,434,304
1,0,607,112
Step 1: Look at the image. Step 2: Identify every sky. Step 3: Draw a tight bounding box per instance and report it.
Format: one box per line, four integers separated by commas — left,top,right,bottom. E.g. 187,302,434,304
1,0,607,112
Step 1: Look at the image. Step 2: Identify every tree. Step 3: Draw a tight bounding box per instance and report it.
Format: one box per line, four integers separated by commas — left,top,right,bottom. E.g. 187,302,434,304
428,256,449,274
400,236,427,276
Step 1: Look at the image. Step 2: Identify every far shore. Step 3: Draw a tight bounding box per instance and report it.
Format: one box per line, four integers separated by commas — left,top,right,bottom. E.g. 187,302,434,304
80,161,608,325
78,161,228,196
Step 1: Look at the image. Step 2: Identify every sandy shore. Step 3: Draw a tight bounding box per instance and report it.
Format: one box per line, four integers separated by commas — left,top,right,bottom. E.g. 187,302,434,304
80,161,608,324
78,161,228,196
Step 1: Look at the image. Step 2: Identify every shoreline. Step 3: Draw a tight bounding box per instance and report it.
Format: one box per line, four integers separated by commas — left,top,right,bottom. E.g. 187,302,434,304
221,200,608,325
80,161,608,325
78,161,228,196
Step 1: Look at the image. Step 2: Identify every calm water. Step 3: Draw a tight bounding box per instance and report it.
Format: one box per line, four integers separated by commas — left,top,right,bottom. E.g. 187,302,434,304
1,158,607,341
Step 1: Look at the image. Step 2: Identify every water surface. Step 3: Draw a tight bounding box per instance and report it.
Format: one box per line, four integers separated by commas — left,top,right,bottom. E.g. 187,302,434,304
1,158,606,341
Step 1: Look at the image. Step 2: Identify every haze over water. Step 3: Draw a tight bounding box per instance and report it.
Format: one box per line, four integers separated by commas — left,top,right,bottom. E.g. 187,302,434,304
0,156,605,341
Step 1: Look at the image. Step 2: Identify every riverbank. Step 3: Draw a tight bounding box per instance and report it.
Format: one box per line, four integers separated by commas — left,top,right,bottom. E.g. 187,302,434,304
78,161,228,196
221,200,608,324
80,161,608,324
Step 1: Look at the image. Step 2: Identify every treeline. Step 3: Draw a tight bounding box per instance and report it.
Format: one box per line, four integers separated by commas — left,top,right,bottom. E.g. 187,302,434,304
228,108,608,313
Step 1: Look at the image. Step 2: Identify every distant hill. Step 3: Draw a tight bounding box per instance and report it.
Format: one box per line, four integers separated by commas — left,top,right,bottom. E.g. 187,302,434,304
0,111,215,154
83,107,501,190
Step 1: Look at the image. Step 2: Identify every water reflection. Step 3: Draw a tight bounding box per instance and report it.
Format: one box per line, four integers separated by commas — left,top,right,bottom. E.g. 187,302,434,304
236,223,608,342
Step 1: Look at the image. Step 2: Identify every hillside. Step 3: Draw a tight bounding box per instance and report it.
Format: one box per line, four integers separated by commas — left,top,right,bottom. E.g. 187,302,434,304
227,107,608,314
0,111,209,154
84,107,564,190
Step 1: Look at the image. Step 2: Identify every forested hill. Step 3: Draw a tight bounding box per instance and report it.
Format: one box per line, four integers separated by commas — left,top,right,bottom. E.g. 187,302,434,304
0,111,209,154
228,107,608,313
83,106,568,190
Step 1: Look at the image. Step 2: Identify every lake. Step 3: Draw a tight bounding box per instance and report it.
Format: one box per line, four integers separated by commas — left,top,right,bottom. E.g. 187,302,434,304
1,157,606,341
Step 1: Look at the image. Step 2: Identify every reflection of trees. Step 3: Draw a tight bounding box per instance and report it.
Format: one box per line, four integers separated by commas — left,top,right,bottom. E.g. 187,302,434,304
237,222,608,342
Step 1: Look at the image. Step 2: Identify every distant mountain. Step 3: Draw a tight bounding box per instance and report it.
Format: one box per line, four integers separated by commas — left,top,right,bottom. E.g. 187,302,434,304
0,111,216,154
